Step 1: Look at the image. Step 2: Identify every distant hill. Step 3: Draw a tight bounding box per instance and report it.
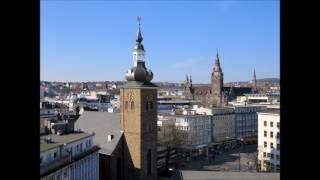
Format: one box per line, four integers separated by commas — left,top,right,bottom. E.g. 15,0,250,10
224,78,280,87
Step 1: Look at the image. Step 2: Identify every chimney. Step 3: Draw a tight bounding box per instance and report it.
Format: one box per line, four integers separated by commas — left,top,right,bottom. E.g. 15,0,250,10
107,134,114,142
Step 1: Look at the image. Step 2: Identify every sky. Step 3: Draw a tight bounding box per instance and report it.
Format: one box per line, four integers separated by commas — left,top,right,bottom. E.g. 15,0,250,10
41,0,279,83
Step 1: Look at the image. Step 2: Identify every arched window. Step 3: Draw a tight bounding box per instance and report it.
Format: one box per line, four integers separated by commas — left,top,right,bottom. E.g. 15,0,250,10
147,149,151,176
131,101,134,110
146,102,149,111
125,101,128,110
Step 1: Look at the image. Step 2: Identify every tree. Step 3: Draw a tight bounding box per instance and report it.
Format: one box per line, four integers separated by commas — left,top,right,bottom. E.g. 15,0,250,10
158,122,180,173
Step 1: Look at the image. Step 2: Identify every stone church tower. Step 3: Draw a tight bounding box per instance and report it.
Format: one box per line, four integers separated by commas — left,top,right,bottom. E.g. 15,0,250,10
120,16,158,180
183,74,194,99
211,51,224,107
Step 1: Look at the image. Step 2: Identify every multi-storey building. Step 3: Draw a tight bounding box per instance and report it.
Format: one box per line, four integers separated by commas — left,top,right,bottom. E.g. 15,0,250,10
40,132,100,180
174,110,212,156
257,110,280,172
233,105,266,143
212,107,236,143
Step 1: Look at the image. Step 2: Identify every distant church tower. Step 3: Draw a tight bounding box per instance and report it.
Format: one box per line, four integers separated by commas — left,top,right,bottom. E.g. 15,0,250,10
120,16,158,180
183,74,194,99
251,69,257,93
211,51,224,107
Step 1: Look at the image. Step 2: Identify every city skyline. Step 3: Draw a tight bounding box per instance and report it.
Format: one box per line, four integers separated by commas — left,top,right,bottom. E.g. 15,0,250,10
41,0,279,83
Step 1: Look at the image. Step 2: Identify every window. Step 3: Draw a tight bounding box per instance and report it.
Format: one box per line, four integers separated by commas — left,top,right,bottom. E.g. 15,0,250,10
270,154,274,159
263,152,266,157
267,153,271,157
146,102,149,111
277,122,280,128
270,122,273,127
264,131,267,137
40,157,43,164
264,121,267,126
276,155,280,160
277,132,280,139
150,102,153,110
125,101,128,109
277,144,280,150
131,101,134,110
270,143,274,149
54,152,57,159
270,131,274,138
264,141,267,148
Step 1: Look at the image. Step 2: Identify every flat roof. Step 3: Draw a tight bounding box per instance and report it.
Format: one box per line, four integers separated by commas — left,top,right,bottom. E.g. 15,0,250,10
258,110,280,115
40,132,93,152
180,171,280,180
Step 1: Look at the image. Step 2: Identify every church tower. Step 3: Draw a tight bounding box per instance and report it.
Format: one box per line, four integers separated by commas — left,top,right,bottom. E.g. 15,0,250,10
211,51,224,107
120,16,158,180
251,69,257,93
183,74,194,100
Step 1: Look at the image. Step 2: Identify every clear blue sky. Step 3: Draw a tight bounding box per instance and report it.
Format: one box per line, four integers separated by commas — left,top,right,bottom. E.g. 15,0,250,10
41,0,279,83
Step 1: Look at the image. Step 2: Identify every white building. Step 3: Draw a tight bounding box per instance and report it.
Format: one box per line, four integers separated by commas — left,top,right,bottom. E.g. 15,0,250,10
191,105,213,115
175,110,212,155
257,110,280,172
40,132,100,180
244,93,280,104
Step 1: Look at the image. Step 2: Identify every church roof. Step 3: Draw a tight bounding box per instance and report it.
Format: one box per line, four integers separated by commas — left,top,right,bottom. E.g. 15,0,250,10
192,86,211,95
223,87,252,96
75,111,122,155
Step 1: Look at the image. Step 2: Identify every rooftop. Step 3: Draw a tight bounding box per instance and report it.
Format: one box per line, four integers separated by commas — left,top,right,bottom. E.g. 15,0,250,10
40,132,93,152
258,110,280,115
75,111,122,155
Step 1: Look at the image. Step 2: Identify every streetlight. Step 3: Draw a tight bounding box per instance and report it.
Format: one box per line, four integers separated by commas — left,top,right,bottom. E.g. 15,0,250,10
237,138,244,172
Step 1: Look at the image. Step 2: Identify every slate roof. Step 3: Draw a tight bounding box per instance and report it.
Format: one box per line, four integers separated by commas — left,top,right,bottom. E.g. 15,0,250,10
75,111,122,155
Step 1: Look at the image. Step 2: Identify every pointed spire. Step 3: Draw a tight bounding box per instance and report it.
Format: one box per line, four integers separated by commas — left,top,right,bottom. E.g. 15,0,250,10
186,74,189,82
136,16,143,43
189,75,192,83
213,49,222,72
215,49,220,65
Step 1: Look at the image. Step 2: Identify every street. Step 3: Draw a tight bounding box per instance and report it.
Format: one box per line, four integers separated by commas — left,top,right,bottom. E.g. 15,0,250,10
177,144,258,172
